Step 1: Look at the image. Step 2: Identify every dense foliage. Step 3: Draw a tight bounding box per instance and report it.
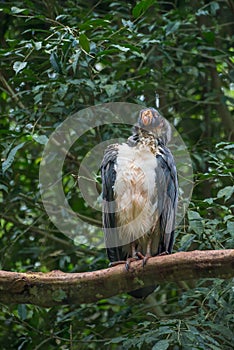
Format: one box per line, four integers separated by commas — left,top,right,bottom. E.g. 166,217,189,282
0,0,233,349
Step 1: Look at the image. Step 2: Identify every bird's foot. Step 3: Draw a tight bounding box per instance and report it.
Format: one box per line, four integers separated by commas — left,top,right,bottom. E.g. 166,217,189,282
125,257,139,271
108,260,127,267
136,252,152,267
108,251,154,271
109,258,139,271
158,251,169,256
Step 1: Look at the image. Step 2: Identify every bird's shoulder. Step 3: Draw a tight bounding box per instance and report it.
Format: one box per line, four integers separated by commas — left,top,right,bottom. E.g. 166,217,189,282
156,144,176,169
101,143,119,168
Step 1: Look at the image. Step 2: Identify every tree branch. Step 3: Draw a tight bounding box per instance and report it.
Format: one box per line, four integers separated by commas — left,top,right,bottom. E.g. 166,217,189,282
0,250,233,307
0,73,26,110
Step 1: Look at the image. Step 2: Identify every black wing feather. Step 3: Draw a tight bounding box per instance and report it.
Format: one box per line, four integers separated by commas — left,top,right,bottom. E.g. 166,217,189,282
156,145,178,254
101,144,124,262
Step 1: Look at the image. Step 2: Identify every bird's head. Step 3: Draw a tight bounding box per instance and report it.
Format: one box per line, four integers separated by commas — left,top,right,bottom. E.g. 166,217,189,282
138,108,171,145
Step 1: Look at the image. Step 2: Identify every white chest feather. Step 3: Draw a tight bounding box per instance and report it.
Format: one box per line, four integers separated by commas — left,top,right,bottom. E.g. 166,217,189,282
114,143,159,248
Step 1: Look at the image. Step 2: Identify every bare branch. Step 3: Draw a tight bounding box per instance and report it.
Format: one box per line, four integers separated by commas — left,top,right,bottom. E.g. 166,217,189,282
0,250,233,307
0,73,26,110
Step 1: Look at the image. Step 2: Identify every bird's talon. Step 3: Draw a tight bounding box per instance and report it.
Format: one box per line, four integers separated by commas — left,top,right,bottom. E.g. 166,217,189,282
125,262,130,271
158,251,169,256
142,254,151,267
108,260,127,267
125,257,138,271
136,251,145,260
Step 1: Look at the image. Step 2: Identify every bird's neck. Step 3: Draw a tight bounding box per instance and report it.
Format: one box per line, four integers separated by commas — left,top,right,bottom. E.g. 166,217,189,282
127,126,159,155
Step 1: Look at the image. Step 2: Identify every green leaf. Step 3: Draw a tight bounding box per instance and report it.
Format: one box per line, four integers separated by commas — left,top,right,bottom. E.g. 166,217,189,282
165,21,180,36
202,31,215,44
188,210,204,234
79,33,90,53
152,340,170,350
227,221,234,236
0,184,8,192
52,288,67,302
57,84,68,99
18,304,27,320
122,19,134,29
187,210,202,221
223,144,234,150
217,186,234,201
72,50,81,74
2,142,25,173
179,233,196,251
216,142,234,150
204,198,213,204
132,0,154,18
229,69,234,82
210,1,220,15
13,61,27,74
34,41,42,50
111,44,130,52
11,7,27,14
104,84,118,97
79,19,110,30
50,52,62,73
32,134,48,145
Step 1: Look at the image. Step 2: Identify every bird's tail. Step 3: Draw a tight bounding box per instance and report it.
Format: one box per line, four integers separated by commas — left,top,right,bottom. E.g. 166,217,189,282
128,285,156,299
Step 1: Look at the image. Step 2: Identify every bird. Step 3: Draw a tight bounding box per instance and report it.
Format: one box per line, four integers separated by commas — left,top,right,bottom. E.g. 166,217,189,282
101,107,178,298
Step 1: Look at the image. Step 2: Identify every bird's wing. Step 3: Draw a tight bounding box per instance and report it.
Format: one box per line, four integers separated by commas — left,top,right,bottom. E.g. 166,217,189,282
101,144,124,262
156,145,178,254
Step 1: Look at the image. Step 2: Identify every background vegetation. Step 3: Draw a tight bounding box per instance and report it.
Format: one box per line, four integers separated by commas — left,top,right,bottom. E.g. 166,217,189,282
0,0,233,349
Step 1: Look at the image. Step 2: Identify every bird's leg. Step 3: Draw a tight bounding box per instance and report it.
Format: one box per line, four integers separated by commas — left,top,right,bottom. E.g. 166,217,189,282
125,242,139,271
143,238,152,266
135,251,145,260
109,243,139,270
131,241,139,258
136,238,152,267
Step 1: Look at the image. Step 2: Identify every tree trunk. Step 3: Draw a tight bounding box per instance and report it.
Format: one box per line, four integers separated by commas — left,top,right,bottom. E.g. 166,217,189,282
196,11,234,141
0,250,233,307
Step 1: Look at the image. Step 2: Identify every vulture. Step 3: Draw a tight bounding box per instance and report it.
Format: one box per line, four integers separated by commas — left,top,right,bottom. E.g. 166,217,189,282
101,108,178,298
